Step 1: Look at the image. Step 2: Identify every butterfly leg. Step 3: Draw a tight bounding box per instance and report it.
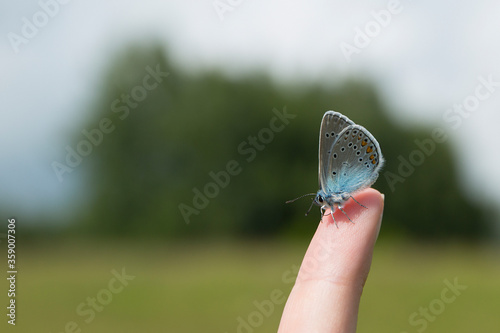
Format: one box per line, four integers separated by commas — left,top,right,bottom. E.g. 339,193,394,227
350,196,367,209
330,208,338,228
305,198,316,216
319,206,325,223
339,206,355,224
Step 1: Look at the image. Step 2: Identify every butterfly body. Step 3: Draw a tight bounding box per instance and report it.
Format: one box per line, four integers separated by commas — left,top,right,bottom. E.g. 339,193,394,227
313,111,384,225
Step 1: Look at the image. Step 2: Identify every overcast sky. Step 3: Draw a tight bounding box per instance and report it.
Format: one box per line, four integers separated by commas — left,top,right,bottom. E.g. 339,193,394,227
1,0,500,223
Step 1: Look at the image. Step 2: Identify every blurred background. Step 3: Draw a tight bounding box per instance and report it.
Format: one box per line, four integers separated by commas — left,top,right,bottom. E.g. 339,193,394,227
1,0,500,332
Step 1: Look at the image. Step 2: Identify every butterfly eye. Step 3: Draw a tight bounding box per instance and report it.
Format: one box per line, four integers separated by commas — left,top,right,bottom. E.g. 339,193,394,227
318,196,324,203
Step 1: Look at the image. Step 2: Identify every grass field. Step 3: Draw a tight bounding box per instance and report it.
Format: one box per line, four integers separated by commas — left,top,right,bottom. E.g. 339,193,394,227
2,239,500,332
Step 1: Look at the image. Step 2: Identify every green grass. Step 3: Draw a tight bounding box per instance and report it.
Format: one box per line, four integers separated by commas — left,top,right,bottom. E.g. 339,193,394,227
2,239,500,332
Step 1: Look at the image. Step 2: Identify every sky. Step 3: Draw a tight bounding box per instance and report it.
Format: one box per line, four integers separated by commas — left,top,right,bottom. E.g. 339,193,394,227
1,0,500,223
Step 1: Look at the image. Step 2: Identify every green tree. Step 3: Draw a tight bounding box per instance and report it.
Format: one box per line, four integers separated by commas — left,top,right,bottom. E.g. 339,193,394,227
76,44,489,240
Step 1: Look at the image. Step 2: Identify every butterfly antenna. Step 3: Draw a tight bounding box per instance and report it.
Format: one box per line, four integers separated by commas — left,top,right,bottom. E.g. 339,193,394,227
350,196,367,209
285,193,316,204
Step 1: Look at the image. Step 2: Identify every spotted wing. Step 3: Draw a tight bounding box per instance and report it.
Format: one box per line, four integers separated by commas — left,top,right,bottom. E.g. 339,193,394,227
323,124,384,195
318,111,354,189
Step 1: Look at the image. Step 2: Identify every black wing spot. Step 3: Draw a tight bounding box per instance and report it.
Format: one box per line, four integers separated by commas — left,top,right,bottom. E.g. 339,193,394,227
341,147,345,152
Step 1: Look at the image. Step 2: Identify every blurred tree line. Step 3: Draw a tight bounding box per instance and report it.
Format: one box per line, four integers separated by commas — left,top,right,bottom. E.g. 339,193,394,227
73,44,490,240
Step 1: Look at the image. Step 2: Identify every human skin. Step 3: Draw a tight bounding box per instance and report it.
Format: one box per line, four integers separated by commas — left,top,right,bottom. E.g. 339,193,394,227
278,188,384,332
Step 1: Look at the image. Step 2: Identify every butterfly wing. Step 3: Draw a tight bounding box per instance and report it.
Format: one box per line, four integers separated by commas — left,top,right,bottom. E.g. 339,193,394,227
324,124,384,195
318,111,354,190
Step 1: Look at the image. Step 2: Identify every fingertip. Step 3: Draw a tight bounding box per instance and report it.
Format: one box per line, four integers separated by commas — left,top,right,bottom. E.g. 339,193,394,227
355,188,384,210
320,188,384,226
302,187,384,284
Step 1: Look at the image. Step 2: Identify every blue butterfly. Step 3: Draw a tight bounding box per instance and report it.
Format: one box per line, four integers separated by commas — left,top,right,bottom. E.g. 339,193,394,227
288,111,384,226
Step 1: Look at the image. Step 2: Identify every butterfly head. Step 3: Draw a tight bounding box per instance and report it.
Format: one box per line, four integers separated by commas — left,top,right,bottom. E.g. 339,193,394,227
314,189,350,214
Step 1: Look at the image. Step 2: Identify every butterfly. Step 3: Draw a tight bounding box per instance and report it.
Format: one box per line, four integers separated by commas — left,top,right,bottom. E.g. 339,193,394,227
288,111,384,227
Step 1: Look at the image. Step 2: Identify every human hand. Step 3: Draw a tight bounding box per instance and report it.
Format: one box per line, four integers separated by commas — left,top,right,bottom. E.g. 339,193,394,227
278,188,384,332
